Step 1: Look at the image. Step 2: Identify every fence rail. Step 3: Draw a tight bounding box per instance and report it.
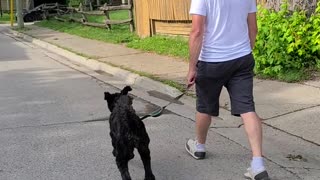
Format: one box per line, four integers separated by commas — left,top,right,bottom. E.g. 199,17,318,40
54,0,134,32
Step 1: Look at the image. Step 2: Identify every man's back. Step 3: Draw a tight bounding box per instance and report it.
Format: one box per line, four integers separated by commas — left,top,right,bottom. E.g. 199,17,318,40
190,0,257,62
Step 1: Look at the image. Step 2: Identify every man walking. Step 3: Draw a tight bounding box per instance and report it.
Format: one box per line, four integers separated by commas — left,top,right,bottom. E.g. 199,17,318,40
185,0,270,179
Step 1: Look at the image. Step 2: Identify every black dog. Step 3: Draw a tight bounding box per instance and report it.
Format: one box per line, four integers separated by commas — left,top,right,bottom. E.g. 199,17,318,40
104,86,155,180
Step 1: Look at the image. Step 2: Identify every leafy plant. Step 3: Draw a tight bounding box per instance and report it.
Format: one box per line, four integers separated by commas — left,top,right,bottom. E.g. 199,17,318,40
254,1,320,80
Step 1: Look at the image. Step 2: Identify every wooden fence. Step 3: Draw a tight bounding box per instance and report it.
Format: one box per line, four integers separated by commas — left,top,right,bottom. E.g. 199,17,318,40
134,0,319,38
134,0,192,37
55,0,134,32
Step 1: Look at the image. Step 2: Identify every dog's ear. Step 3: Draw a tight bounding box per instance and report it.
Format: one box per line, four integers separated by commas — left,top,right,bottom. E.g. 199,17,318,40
104,92,111,100
121,86,132,95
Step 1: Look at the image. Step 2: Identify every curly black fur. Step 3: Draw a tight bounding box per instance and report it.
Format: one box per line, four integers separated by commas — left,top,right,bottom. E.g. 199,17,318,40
104,86,155,180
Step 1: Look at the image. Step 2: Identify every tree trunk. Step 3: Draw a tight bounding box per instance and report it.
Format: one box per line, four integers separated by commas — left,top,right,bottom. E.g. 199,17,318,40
0,0,3,17
16,0,24,28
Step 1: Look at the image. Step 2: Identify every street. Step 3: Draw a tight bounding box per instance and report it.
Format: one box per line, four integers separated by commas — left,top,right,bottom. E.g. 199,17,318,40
0,26,317,180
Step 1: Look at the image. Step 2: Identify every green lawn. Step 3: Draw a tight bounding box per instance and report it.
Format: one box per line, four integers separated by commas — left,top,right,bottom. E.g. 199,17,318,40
127,36,189,60
36,10,189,60
36,20,137,44
0,13,15,23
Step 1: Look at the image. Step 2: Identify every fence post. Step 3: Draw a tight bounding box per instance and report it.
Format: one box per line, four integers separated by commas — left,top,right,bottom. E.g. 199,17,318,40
89,2,93,11
103,3,111,29
128,0,134,32
133,0,150,37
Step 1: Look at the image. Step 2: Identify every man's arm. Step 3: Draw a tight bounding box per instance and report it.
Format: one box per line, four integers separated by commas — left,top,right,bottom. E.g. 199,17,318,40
187,14,206,86
247,12,258,49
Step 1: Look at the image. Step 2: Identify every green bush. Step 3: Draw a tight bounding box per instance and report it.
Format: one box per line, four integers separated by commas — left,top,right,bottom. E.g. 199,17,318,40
254,1,320,81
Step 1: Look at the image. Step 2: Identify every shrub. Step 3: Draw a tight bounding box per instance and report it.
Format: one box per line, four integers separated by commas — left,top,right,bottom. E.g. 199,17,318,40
254,1,320,80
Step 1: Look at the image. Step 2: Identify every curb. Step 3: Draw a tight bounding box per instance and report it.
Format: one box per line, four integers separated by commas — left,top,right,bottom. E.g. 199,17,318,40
8,28,183,97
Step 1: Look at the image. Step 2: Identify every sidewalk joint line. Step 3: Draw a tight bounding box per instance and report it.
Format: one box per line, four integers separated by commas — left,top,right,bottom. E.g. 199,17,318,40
211,130,303,179
263,104,320,122
262,122,320,147
285,167,320,171
0,117,109,132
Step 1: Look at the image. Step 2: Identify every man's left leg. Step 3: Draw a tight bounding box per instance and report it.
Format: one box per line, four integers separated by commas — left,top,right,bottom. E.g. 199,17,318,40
225,54,270,179
241,112,262,158
242,112,270,180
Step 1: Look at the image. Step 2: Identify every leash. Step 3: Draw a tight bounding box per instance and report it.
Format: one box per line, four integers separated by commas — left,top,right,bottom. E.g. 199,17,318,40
140,84,192,121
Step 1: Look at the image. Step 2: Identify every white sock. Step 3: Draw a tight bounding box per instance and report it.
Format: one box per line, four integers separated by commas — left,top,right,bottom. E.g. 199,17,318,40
251,157,265,174
195,140,205,152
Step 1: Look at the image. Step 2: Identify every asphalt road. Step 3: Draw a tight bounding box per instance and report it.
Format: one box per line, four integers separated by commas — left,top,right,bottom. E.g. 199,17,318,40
0,27,303,180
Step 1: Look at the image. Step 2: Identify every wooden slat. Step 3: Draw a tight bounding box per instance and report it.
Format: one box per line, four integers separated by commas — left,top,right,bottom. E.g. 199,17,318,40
83,22,106,28
78,11,105,15
148,0,192,21
105,19,132,25
100,5,132,11
54,16,68,22
69,17,83,23
154,21,191,36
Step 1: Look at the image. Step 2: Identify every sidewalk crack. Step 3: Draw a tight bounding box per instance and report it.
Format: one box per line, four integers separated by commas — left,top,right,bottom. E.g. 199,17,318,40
262,122,320,147
286,167,320,171
263,104,320,121
0,117,109,132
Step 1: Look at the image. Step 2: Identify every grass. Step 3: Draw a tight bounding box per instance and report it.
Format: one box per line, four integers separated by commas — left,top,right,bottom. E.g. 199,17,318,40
255,69,312,83
0,13,15,23
127,36,189,60
36,11,189,60
32,11,318,82
277,70,310,83
36,20,137,44
60,10,129,23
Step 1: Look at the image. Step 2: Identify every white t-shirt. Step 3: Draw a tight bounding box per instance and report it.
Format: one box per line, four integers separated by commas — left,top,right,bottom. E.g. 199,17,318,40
190,0,257,62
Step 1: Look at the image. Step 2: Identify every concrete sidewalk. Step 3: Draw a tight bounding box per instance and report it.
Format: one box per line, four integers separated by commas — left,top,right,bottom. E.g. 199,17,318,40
3,24,320,179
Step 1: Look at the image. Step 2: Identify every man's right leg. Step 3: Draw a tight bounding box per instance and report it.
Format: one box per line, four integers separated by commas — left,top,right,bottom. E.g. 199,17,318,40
186,61,225,159
196,112,212,144
185,112,211,159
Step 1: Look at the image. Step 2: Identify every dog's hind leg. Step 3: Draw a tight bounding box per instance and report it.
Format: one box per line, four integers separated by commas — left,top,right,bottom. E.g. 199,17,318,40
116,159,131,180
137,144,155,180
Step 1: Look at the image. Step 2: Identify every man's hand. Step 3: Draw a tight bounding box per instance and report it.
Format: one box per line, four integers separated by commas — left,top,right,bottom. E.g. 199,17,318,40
187,69,197,87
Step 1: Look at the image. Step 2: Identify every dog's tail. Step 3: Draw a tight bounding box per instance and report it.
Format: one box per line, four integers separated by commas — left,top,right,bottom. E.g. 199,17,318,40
121,86,132,95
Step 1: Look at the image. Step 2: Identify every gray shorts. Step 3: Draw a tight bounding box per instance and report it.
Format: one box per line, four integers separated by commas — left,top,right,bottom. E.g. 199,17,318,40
196,53,255,116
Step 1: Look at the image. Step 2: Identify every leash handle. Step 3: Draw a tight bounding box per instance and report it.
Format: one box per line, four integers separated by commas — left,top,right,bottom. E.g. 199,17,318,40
140,84,192,121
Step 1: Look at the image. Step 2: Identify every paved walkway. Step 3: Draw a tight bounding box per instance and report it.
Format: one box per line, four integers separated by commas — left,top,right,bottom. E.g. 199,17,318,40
3,24,320,178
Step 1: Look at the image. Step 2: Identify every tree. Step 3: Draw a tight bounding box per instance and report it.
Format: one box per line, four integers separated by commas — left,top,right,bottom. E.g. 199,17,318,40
0,0,3,17
16,0,24,28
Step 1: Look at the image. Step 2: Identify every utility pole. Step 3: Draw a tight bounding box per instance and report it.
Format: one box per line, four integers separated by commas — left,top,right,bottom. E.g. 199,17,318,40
10,0,13,27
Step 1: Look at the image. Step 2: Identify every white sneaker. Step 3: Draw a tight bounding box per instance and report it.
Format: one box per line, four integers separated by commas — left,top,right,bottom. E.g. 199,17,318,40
244,168,270,180
185,139,206,159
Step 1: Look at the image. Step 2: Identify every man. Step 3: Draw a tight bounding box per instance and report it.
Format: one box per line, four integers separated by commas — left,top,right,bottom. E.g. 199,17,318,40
185,0,270,180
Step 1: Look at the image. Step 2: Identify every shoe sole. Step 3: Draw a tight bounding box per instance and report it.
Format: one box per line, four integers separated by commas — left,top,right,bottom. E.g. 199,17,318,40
244,175,253,180
244,171,270,180
185,142,205,160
